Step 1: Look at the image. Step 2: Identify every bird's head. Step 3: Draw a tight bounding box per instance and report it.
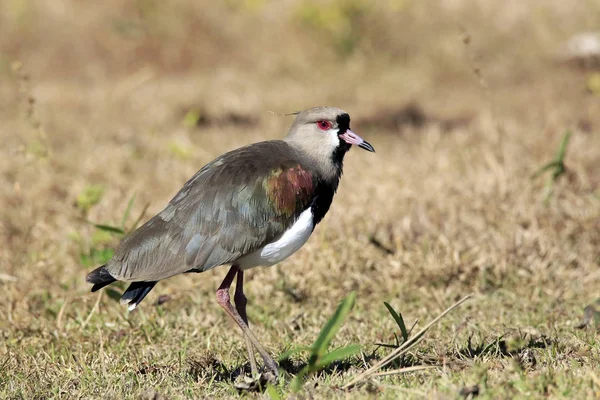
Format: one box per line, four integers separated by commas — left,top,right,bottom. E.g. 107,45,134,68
284,106,375,174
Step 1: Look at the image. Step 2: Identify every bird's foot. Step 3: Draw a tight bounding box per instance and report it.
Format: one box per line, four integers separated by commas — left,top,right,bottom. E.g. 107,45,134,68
261,356,279,378
234,370,277,392
261,369,278,384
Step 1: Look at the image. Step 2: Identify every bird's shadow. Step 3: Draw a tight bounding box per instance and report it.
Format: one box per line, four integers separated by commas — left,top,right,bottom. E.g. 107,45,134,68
185,354,362,391
186,348,420,392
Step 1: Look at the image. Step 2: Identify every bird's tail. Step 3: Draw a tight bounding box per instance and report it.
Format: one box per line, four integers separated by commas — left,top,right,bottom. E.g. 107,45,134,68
87,265,157,311
120,281,157,311
86,265,117,292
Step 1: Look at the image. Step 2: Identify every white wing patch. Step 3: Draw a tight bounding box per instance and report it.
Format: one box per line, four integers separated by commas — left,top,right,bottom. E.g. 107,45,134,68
236,208,314,270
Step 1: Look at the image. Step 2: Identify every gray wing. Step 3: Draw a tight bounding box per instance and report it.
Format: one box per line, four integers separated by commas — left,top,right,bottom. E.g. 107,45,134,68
106,141,316,282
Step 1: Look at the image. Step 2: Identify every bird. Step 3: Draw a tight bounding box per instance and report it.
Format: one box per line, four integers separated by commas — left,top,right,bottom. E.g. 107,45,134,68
86,106,375,378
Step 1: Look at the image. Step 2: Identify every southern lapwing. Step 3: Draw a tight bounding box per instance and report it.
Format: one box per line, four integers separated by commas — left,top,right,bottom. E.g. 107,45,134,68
86,106,375,377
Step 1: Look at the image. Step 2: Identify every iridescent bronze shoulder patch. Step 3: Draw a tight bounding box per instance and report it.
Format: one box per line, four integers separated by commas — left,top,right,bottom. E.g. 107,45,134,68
263,165,314,217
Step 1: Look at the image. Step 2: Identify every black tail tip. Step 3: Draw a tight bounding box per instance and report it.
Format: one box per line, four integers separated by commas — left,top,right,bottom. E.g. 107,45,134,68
86,265,117,292
120,281,157,311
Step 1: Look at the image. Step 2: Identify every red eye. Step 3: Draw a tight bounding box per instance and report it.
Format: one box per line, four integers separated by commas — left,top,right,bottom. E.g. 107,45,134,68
316,120,332,131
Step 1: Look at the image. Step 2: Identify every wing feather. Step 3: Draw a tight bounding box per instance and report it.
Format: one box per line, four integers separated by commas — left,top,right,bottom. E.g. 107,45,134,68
106,141,315,282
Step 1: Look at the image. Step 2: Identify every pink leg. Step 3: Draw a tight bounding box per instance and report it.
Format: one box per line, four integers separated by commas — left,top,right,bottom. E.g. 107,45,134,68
233,270,259,377
216,265,278,375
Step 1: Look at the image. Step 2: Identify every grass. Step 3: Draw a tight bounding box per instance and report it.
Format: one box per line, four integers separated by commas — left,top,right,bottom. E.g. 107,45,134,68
283,291,360,391
532,130,573,201
2,0,600,398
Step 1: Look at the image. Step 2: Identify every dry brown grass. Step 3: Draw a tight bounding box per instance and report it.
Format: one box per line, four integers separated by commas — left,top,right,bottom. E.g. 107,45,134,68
1,1,600,398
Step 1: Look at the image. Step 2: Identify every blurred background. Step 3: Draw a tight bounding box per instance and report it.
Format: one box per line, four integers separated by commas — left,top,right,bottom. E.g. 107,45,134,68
1,0,600,397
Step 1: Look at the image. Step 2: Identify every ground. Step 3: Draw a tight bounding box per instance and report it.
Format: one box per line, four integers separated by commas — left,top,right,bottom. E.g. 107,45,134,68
1,1,600,399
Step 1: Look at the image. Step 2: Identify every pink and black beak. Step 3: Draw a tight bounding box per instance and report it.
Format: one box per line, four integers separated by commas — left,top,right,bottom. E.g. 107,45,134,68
339,129,375,152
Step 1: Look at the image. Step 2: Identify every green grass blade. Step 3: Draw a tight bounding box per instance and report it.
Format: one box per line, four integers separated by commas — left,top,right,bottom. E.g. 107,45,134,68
532,130,572,181
555,130,571,163
105,288,122,302
384,301,408,342
291,367,309,392
316,344,361,368
482,334,505,355
311,291,357,357
94,224,125,235
531,161,560,179
265,384,281,400
278,346,311,361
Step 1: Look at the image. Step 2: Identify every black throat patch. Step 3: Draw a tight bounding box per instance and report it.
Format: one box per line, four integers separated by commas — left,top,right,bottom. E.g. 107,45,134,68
331,113,352,168
311,113,350,227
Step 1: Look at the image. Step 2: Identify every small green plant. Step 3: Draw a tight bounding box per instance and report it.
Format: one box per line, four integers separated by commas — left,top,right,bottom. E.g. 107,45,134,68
280,291,361,391
377,301,418,349
168,140,193,160
75,184,105,213
265,383,281,400
384,301,408,343
532,130,572,200
182,108,203,128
